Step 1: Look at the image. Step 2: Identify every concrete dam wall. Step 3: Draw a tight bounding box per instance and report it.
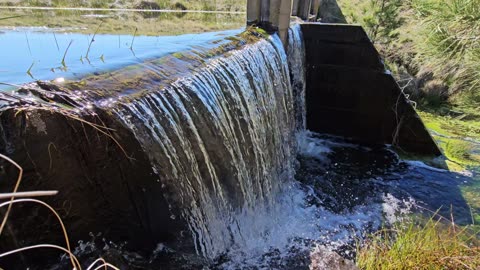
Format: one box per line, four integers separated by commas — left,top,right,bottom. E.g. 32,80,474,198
0,4,440,268
0,27,304,268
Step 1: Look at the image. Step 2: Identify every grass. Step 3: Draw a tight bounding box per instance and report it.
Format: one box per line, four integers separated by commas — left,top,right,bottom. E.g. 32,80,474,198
357,216,480,269
337,0,480,107
417,108,480,224
0,0,247,12
0,9,245,36
412,0,480,103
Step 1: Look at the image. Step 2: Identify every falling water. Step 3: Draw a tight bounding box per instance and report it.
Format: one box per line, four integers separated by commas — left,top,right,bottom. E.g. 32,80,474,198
113,30,300,259
287,24,307,131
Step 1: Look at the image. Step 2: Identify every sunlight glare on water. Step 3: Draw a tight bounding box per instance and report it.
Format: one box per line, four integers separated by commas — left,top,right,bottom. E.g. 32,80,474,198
0,28,243,90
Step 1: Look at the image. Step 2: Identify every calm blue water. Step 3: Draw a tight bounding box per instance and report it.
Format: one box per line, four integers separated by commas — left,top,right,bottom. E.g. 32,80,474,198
0,28,243,90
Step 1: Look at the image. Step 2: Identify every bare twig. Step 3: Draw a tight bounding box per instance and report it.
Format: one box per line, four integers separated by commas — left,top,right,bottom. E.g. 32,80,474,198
0,244,81,269
47,142,58,173
24,32,32,57
0,154,23,236
92,263,120,270
87,258,120,270
0,198,77,268
0,191,58,199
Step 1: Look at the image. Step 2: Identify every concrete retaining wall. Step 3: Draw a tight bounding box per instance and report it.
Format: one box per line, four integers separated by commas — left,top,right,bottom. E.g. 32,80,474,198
301,23,441,155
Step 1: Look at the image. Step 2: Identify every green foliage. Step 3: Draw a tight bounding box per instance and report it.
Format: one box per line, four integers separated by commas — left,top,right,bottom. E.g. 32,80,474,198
363,0,403,44
339,0,479,106
419,108,480,223
357,217,480,269
412,0,480,102
445,139,479,165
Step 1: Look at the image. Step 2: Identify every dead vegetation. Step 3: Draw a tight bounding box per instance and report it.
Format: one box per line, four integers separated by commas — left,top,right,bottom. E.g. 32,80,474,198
0,153,120,269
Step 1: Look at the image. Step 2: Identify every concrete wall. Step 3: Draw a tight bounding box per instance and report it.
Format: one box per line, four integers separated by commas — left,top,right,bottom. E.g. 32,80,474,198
301,23,441,155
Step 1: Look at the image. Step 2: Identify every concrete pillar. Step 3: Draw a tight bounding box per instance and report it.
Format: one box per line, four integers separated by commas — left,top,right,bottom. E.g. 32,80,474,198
247,0,293,45
297,0,311,20
310,0,321,19
291,0,300,16
247,0,261,25
292,0,312,20
278,0,293,44
261,0,271,24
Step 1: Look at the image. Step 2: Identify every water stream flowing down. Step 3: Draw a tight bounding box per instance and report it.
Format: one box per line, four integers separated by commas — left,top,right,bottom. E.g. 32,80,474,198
113,30,299,260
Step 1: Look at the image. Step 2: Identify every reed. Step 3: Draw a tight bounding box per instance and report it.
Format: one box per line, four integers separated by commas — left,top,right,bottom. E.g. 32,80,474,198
61,39,73,68
85,21,104,59
0,15,23,20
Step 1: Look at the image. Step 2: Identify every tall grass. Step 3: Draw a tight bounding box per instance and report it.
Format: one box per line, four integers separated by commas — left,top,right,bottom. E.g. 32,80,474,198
338,0,480,106
357,216,480,269
411,0,480,103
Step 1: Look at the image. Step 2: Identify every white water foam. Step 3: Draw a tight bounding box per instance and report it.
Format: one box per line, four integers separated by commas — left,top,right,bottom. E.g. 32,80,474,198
216,132,422,269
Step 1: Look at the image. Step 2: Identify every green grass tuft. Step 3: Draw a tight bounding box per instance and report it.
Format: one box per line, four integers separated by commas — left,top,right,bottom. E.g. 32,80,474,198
357,217,480,269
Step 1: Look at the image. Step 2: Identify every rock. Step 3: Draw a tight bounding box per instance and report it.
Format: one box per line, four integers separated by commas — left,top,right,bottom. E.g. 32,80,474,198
309,246,359,270
135,1,162,10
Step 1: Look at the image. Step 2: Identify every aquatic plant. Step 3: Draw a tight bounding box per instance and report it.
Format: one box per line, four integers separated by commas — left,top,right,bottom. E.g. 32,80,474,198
61,40,73,68
85,21,104,59
357,214,480,269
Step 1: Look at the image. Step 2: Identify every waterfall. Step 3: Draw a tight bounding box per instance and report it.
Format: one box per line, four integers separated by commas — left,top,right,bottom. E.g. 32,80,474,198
288,24,307,131
112,29,303,259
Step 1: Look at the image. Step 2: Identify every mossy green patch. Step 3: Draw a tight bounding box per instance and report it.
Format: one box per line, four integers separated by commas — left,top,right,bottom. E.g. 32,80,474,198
445,139,480,166
418,108,480,226
172,52,183,59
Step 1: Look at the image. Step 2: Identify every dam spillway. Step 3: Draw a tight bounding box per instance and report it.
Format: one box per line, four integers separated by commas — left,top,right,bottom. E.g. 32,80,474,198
0,25,307,268
0,6,467,269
